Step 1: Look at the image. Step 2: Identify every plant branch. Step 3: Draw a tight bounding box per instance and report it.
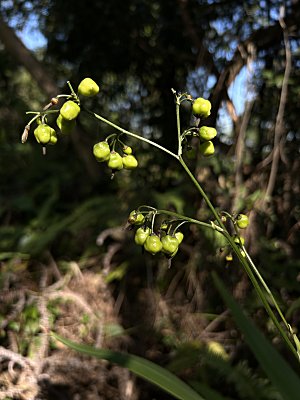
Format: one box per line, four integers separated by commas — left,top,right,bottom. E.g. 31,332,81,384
157,209,215,230
85,108,179,160
180,160,298,358
178,157,226,230
176,101,183,156
222,230,298,359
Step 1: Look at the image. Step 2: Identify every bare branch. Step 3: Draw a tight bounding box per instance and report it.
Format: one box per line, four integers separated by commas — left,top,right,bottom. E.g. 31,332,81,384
208,5,298,123
263,10,292,204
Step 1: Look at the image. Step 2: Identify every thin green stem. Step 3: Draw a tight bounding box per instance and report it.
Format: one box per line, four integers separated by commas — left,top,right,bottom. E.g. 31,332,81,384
67,81,78,99
243,247,290,330
26,110,60,116
85,108,179,160
231,224,291,333
223,231,298,359
27,114,40,126
157,209,213,230
173,221,188,234
175,116,298,359
176,101,182,156
179,157,225,230
151,211,157,232
138,205,157,212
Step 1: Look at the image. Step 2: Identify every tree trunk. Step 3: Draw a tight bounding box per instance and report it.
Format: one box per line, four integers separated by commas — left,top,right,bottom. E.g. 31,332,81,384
0,16,57,97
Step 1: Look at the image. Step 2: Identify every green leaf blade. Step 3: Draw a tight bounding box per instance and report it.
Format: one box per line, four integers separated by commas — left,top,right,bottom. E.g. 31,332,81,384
213,273,300,400
52,332,205,400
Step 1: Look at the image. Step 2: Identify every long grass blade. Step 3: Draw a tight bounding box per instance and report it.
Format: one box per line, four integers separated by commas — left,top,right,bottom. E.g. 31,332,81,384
52,332,205,400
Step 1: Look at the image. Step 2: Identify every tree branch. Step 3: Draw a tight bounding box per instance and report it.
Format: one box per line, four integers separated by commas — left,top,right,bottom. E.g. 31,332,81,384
0,15,57,97
263,11,292,204
209,3,299,123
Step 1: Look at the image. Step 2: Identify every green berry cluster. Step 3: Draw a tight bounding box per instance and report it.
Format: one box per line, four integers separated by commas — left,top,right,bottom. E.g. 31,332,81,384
23,78,99,151
128,210,184,259
221,213,249,262
93,140,138,173
179,95,218,158
193,98,217,157
34,124,58,145
24,77,140,177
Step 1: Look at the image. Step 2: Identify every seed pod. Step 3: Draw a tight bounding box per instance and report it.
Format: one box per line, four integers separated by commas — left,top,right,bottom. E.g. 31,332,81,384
236,214,249,229
34,124,57,145
60,101,80,121
56,114,76,135
49,129,58,145
93,141,111,162
192,98,211,118
122,155,138,170
123,146,132,155
107,152,123,170
199,141,215,156
128,210,145,225
78,78,99,97
144,234,163,255
134,227,151,246
161,235,179,255
174,231,184,244
198,126,217,141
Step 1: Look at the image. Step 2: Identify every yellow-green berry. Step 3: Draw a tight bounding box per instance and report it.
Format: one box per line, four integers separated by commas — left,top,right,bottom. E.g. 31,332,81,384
34,124,57,145
161,235,179,255
123,146,132,155
128,210,145,225
78,78,99,97
122,155,138,170
199,126,217,141
135,227,151,246
192,98,211,118
174,231,184,244
236,214,249,229
107,152,123,170
144,235,163,255
93,141,111,162
60,101,80,121
56,114,76,135
199,140,215,156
